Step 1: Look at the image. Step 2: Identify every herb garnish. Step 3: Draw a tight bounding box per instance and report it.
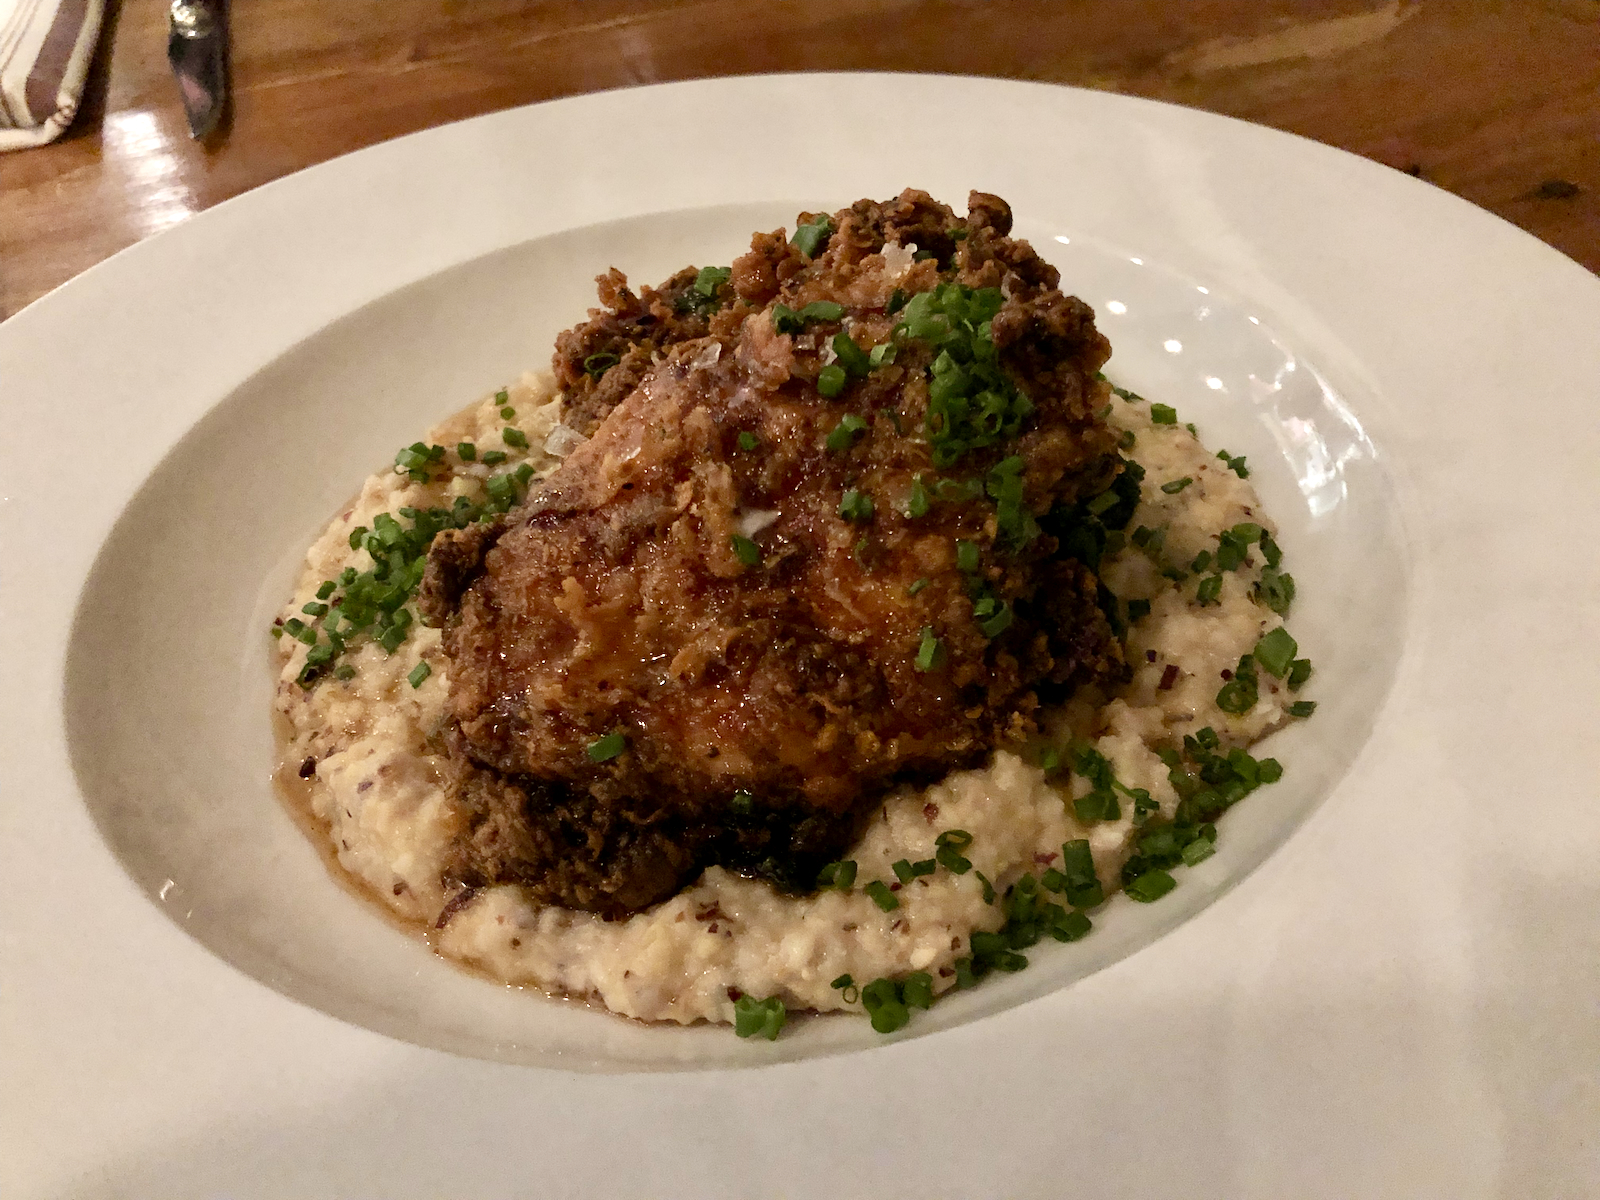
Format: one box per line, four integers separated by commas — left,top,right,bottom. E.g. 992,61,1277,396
733,995,787,1040
730,534,762,566
586,731,627,762
864,880,899,912
790,214,834,258
816,860,857,890
838,490,874,522
894,284,1034,469
825,413,868,452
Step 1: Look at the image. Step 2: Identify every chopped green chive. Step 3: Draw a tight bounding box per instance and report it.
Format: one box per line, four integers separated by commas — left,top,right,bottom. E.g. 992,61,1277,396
457,442,477,462
730,534,762,566
315,580,336,601
1254,567,1296,615
1287,658,1313,690
935,829,973,874
334,664,357,681
494,390,509,404
1216,654,1260,714
798,300,844,323
301,601,329,618
1118,429,1137,450
1057,839,1104,909
694,264,731,296
791,215,834,258
1182,837,1216,866
831,332,872,377
1074,789,1119,823
838,489,874,522
968,930,1025,971
890,858,936,882
1127,598,1151,623
1196,575,1222,606
831,973,854,990
1056,910,1093,941
1086,490,1119,517
886,287,908,314
1289,700,1317,718
586,731,627,762
1161,476,1193,494
737,431,760,451
825,413,868,452
583,352,619,378
908,578,930,597
977,601,1012,638
733,994,787,1040
974,870,997,904
347,526,368,551
499,406,516,420
914,626,944,672
901,972,934,1010
407,661,431,688
861,978,910,1033
1150,403,1178,425
864,880,899,912
480,450,508,466
502,427,528,449
955,540,980,572
1216,449,1250,478
1126,870,1177,902
816,364,848,397
730,790,754,815
904,475,931,518
986,455,1041,549
868,341,897,368
816,860,857,890
1253,627,1298,678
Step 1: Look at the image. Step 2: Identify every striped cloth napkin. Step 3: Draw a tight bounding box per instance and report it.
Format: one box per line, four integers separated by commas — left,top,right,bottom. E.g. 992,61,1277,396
0,0,104,150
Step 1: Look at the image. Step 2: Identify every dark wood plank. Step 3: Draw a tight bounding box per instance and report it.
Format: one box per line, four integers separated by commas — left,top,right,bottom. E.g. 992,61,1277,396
2,0,1595,317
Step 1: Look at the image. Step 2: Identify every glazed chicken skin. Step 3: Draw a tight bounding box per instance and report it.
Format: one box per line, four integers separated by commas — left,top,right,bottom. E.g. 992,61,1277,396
420,190,1126,916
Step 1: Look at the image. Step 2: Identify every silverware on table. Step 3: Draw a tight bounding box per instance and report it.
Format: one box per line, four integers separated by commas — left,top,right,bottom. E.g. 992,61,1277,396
167,0,228,141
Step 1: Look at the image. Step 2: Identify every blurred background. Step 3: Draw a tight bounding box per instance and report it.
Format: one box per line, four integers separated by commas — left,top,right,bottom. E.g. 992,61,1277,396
1,0,1595,318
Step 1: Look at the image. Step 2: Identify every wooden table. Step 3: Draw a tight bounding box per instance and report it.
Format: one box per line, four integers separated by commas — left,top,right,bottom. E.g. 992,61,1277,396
2,0,1596,318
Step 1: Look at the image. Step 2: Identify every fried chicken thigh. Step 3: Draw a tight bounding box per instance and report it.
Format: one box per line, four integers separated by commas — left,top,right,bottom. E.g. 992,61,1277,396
420,190,1125,915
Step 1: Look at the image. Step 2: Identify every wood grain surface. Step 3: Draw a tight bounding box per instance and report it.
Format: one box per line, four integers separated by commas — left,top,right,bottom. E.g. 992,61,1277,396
1,0,1595,317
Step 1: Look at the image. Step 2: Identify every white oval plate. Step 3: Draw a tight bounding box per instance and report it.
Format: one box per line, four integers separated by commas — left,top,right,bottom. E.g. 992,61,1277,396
4,74,1598,1196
